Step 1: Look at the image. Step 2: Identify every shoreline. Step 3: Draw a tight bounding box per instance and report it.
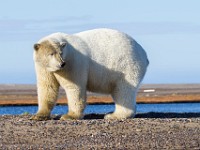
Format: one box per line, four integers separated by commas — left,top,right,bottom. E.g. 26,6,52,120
0,84,200,105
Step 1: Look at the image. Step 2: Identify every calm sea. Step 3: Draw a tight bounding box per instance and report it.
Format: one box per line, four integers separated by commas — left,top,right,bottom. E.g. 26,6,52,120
0,103,200,115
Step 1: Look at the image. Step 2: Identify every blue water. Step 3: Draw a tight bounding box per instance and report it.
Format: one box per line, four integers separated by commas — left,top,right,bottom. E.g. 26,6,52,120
0,103,200,115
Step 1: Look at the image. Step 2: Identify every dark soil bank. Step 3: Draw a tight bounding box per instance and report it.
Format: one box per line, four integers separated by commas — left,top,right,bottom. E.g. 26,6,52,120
0,114,200,149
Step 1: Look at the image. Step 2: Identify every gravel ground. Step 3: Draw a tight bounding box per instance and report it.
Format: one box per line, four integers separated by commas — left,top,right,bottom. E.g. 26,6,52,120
0,114,200,149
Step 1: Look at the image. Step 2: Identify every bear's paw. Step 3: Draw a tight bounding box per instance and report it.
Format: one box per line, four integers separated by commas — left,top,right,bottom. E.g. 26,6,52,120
30,114,51,121
60,113,84,120
104,112,133,120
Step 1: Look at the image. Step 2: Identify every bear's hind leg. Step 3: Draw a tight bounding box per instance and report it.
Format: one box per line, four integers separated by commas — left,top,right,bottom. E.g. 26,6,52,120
105,82,137,119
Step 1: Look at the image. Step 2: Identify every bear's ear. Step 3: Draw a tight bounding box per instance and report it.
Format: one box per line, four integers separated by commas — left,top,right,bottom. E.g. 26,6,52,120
34,44,40,51
60,42,67,49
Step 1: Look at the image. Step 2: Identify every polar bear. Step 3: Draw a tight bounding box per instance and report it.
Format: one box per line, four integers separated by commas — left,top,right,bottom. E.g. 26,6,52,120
31,28,149,120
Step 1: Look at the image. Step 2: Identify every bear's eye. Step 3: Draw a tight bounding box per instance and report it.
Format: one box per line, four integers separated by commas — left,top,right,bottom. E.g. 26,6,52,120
50,52,56,56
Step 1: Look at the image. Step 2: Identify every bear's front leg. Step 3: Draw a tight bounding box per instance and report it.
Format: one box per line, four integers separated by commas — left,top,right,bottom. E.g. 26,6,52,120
60,86,86,120
30,81,59,121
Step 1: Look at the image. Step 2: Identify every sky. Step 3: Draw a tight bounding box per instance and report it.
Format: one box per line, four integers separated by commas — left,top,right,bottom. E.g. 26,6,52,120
0,0,200,84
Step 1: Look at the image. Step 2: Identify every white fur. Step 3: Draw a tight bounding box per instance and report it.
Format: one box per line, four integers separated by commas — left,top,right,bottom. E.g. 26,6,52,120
33,28,149,120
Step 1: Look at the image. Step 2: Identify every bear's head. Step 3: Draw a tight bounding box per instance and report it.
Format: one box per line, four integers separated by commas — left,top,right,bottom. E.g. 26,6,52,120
33,40,67,72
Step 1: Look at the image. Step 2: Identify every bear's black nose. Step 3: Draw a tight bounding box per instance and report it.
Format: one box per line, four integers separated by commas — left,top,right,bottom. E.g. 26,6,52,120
61,62,66,68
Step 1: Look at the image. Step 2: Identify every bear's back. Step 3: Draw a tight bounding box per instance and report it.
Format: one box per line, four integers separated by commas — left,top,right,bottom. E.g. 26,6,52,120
75,28,134,58
75,28,148,70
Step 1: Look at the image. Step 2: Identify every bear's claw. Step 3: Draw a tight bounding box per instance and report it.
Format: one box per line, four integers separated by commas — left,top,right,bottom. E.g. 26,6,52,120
60,114,83,120
104,113,133,120
104,113,119,119
30,114,50,121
